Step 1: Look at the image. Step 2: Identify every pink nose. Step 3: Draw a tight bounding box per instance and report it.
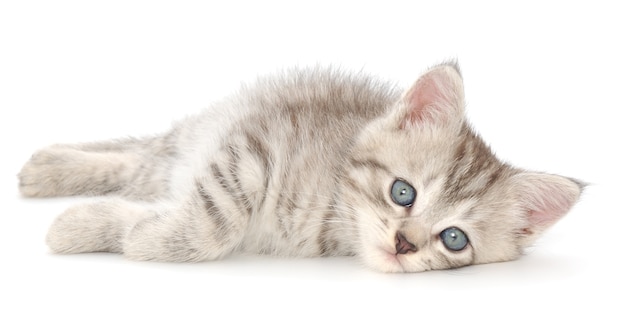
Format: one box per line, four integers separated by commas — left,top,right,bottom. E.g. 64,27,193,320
395,232,417,255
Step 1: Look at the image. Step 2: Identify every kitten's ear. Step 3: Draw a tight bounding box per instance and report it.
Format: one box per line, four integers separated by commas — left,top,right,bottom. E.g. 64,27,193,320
512,172,584,246
398,63,465,130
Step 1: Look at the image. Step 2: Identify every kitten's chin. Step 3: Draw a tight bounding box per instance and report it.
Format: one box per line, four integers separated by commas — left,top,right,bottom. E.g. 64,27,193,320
365,247,420,273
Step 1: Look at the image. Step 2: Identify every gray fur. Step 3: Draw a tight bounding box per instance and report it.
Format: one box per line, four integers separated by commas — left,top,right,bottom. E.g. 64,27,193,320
18,64,583,272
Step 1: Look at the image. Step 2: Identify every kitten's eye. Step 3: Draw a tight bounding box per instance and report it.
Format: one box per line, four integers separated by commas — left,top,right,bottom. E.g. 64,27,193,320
440,227,469,251
390,179,416,207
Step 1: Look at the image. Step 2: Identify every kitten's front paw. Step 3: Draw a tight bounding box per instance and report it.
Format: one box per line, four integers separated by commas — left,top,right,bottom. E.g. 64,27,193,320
46,207,82,254
46,204,105,254
46,202,126,254
18,147,73,197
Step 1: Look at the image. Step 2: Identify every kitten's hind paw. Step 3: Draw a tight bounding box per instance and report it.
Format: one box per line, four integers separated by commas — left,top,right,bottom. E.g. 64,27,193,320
18,146,132,198
18,147,71,197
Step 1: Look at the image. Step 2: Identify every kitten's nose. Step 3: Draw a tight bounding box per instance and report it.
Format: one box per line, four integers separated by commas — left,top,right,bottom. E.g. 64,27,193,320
395,232,417,255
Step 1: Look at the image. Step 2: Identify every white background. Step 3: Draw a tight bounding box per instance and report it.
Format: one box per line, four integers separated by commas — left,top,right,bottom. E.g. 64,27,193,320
1,1,624,325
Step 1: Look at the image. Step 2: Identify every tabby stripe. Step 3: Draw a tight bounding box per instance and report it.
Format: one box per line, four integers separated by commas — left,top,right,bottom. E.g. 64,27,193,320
317,197,339,256
344,175,389,208
347,158,394,208
434,250,475,269
284,187,300,237
275,180,299,239
274,178,287,236
211,163,235,194
435,252,455,268
484,165,504,190
349,157,392,175
445,132,504,201
317,213,332,256
196,181,230,245
225,144,253,216
275,195,287,237
244,132,271,173
244,131,272,206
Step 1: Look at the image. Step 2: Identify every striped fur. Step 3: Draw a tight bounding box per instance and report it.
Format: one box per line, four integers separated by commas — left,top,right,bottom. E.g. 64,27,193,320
19,63,583,272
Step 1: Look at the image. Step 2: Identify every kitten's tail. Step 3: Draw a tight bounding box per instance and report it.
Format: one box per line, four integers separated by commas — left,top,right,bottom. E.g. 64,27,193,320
18,132,178,200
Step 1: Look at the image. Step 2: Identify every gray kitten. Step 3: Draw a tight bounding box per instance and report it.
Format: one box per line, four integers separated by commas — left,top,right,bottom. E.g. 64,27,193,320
18,63,582,272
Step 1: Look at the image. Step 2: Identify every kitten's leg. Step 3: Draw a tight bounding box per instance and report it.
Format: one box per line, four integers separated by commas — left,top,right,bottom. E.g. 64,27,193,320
122,185,249,262
19,148,142,197
18,134,176,199
46,198,154,254
47,188,249,262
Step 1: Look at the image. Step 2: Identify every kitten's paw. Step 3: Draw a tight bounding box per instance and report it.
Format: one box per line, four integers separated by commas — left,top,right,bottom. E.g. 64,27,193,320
46,203,125,254
46,205,95,254
18,147,74,197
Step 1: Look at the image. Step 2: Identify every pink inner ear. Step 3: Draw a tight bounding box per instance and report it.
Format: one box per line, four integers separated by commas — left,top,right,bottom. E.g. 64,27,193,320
527,196,572,228
400,66,462,130
404,78,441,127
528,210,557,228
521,176,581,230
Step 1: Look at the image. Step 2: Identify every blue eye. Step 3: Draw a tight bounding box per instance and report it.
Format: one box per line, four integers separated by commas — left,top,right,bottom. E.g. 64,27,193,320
390,179,416,207
440,227,469,251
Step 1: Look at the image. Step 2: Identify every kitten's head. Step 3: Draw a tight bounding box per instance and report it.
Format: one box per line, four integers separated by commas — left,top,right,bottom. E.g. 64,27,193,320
340,63,582,272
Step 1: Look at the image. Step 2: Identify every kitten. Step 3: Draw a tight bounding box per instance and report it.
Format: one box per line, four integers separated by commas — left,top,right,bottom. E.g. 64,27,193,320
18,63,582,272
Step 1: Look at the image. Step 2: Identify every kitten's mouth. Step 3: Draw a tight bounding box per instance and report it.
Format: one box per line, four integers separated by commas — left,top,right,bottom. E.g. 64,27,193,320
380,247,406,271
